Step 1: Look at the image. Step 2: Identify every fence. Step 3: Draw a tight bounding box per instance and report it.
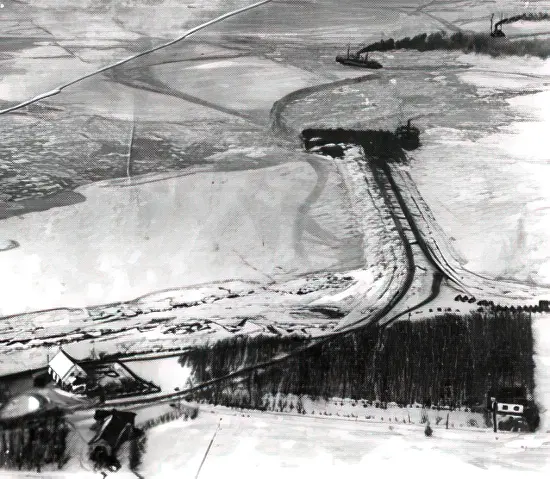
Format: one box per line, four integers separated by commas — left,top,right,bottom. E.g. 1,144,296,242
137,403,199,432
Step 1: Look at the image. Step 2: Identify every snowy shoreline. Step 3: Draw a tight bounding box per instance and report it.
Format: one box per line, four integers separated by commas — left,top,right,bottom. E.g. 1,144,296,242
0,239,19,252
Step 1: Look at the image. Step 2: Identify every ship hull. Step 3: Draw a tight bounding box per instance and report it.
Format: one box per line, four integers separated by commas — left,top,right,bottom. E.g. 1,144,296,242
335,56,383,69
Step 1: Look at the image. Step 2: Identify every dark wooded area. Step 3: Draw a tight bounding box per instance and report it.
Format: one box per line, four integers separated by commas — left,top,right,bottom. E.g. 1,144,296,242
184,311,534,408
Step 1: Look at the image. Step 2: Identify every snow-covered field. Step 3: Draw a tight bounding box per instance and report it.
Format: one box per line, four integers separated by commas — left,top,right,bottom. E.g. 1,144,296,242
0,147,404,375
0,157,363,315
410,55,550,285
137,406,550,479
2,0,550,318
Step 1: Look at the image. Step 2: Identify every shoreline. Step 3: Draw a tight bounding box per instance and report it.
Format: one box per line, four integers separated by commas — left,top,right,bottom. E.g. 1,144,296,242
0,239,19,252
0,189,86,222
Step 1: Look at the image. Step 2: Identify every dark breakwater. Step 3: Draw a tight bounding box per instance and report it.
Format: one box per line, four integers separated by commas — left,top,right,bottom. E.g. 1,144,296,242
300,128,409,162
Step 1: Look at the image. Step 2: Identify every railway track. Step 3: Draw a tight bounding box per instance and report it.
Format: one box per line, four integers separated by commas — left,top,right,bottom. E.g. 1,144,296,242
95,144,440,410
96,84,462,411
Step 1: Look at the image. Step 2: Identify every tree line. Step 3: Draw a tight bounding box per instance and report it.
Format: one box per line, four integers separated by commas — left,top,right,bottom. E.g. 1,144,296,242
0,411,69,472
184,311,535,409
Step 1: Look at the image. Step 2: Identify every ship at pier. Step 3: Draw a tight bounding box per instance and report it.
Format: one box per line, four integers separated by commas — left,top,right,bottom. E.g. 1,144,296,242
395,119,420,151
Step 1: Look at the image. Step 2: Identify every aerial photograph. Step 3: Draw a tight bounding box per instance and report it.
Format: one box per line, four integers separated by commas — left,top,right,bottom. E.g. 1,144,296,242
1,0,550,477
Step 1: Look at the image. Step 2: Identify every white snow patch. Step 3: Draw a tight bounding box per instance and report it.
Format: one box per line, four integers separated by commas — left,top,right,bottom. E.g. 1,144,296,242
313,269,374,303
188,59,237,70
139,410,550,479
0,163,325,315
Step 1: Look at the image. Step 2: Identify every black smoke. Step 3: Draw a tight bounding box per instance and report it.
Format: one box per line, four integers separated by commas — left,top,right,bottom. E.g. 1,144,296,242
358,30,550,59
495,11,550,29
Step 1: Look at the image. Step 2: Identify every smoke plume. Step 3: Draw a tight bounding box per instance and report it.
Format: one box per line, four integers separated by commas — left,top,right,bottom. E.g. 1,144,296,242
359,30,550,59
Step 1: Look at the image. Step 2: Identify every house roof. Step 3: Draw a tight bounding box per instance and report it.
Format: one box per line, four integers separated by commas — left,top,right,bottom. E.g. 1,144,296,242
49,348,86,382
90,410,136,447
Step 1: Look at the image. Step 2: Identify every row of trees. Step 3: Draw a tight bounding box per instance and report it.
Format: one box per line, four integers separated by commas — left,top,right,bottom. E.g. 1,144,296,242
0,411,68,472
457,295,550,314
181,335,307,382
184,311,535,409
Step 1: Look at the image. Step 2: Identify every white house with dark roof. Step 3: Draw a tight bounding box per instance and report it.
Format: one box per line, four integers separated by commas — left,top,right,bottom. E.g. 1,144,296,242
48,348,88,392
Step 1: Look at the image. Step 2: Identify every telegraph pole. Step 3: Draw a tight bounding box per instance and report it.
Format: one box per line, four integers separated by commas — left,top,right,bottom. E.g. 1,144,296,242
195,418,222,479
126,120,135,180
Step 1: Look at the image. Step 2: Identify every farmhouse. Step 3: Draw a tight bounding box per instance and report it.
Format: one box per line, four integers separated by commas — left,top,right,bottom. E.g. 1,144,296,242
48,348,88,394
486,386,539,431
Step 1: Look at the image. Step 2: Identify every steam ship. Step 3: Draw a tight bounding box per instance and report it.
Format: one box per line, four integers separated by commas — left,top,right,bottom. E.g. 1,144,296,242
336,45,382,69
395,119,420,151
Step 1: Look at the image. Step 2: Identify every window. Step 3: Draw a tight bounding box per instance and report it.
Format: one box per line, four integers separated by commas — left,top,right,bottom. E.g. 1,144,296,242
501,405,508,410
513,406,520,412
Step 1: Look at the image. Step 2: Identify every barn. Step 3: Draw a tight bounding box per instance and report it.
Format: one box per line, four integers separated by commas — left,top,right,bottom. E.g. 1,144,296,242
48,348,88,393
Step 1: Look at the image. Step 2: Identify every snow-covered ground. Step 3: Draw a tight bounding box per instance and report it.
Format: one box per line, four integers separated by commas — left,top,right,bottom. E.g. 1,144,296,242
245,394,488,429
0,148,404,375
137,406,550,479
312,147,408,331
2,1,549,318
0,158,362,315
411,57,550,289
1,1,550,476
